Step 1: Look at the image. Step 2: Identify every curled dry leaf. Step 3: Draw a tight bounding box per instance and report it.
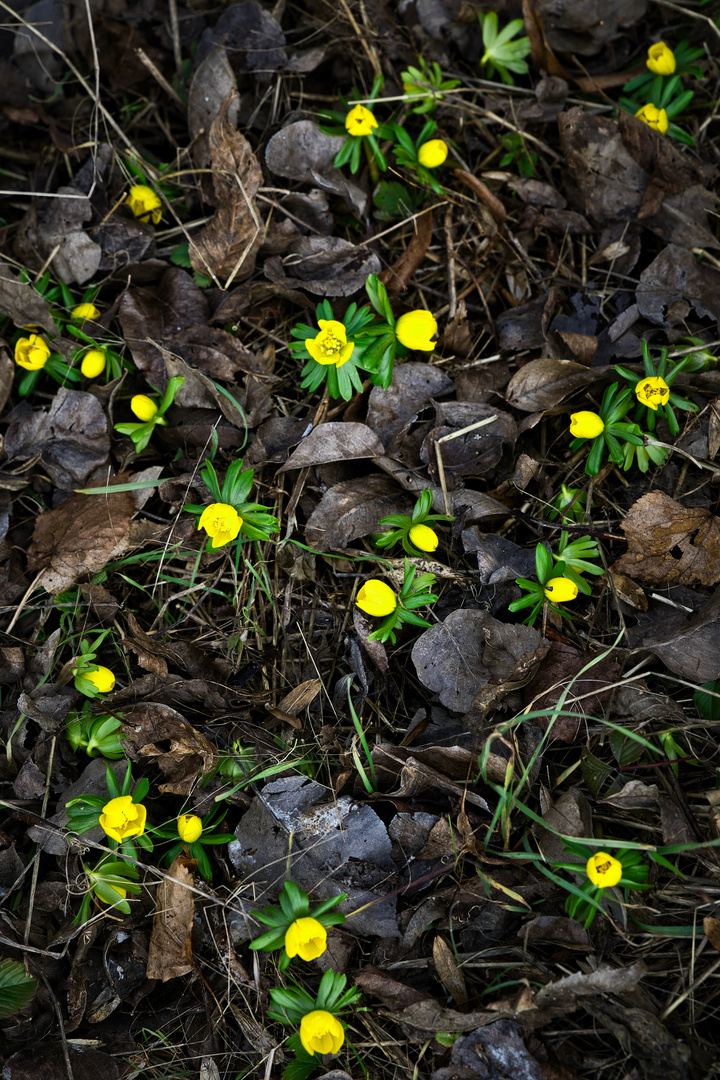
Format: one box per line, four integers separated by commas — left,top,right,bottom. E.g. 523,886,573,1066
279,422,384,472
264,119,367,216
146,854,195,981
264,235,381,297
505,358,607,412
6,388,109,489
366,362,454,452
612,492,720,586
637,243,720,327
0,258,54,332
121,702,217,795
187,47,238,170
305,474,415,550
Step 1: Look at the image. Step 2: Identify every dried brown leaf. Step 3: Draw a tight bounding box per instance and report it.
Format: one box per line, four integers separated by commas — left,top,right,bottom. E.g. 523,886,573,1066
279,422,384,472
433,935,468,1005
612,492,720,586
121,702,217,794
6,388,109,489
147,854,195,981
305,475,414,550
505,358,606,412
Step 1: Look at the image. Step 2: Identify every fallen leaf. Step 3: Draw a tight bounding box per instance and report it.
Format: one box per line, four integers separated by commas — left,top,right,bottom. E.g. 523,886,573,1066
305,475,415,550
612,492,720,586
505,358,606,411
190,95,263,285
355,964,432,1010
121,702,217,794
3,1045,120,1080
195,1,287,79
626,586,720,683
433,935,468,1005
264,236,381,296
264,119,367,216
523,642,621,742
704,916,720,952
187,47,238,170
146,854,195,981
432,1019,546,1080
0,258,54,331
279,422,384,471
366,362,454,452
5,388,109,489
582,1001,689,1080
637,243,720,327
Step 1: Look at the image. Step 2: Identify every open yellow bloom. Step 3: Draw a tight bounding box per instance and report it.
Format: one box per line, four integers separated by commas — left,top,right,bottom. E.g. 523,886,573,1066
418,139,448,168
99,795,147,843
14,334,50,370
543,577,578,603
71,303,99,322
84,666,116,694
586,852,623,888
198,502,243,549
409,523,438,552
395,310,437,351
569,411,604,439
356,580,397,617
285,917,327,961
177,814,203,844
647,42,676,75
635,103,668,134
81,349,106,378
345,104,378,137
635,376,669,410
306,320,354,367
127,184,162,224
130,395,159,422
300,1010,345,1056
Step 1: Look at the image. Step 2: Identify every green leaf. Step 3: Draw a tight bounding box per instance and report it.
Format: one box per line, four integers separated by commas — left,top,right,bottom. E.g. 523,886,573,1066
0,960,37,1018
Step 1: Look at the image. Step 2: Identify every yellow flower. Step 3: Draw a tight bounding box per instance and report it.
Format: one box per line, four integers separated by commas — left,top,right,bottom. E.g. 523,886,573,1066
569,411,605,439
647,42,676,76
198,502,243,549
543,577,579,603
81,349,106,378
285,917,327,961
409,523,438,552
99,795,147,843
356,580,397,617
14,334,50,370
345,104,378,137
130,395,159,422
84,666,116,694
417,139,448,168
635,375,670,410
306,320,354,367
395,310,437,351
177,814,203,844
127,184,162,224
586,852,623,889
70,303,99,322
299,1010,345,1056
635,103,668,134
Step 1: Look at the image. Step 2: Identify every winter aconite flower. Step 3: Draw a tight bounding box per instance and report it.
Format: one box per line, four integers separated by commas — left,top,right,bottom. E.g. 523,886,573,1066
130,395,159,422
285,917,328,962
569,411,605,439
356,580,397,617
635,103,668,134
635,376,670,410
395,310,437,351
543,577,579,603
417,139,448,168
71,303,99,322
408,523,439,552
14,334,50,370
647,41,676,76
81,349,106,378
306,320,354,367
300,1010,345,1056
345,104,378,137
586,852,623,888
99,795,147,843
127,184,162,224
177,814,203,844
198,503,242,549
84,666,116,694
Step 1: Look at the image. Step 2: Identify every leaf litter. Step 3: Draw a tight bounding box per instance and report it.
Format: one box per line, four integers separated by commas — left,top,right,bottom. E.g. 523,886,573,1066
2,1,720,1079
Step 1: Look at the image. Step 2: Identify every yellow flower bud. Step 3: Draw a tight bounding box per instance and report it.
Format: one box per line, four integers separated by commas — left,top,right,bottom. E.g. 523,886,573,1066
299,1010,345,1056
647,42,676,76
130,395,159,422
543,577,579,603
99,795,147,843
417,139,448,169
569,411,605,439
198,502,243,550
285,917,327,961
345,104,378,137
306,320,354,367
70,303,99,322
14,334,50,370
634,375,669,411
356,580,397,617
408,523,439,552
127,184,162,224
635,103,668,134
177,814,203,844
395,310,437,351
80,349,106,378
83,666,116,694
586,852,623,888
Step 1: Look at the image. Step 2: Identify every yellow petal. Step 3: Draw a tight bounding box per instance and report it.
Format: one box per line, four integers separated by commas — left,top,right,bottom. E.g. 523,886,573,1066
586,852,623,888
